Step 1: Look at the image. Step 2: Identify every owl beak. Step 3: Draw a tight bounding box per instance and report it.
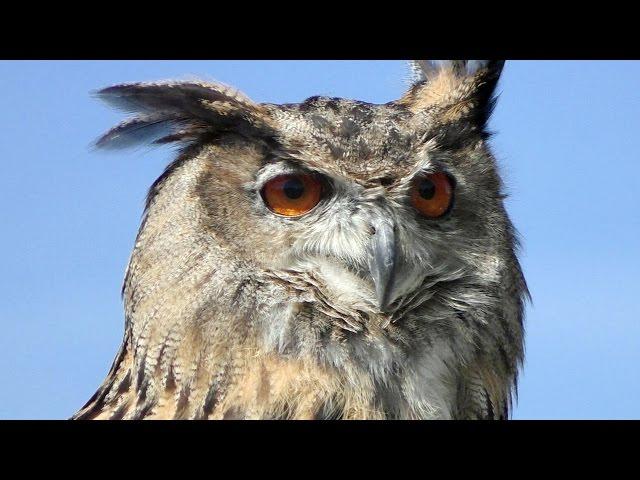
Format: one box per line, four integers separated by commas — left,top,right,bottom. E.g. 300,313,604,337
367,219,398,312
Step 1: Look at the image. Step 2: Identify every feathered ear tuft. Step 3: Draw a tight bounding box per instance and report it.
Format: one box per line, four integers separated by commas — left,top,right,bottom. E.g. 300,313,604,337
93,80,272,150
403,60,505,130
410,60,502,83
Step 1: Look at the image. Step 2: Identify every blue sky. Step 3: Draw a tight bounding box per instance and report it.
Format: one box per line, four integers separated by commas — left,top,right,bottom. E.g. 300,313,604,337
0,61,638,419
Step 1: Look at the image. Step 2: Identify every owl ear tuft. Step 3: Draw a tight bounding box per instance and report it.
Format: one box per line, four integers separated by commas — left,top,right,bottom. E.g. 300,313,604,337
403,60,505,131
93,80,272,150
410,60,502,83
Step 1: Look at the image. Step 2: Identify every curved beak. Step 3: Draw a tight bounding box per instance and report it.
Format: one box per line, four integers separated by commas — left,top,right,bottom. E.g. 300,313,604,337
367,219,398,312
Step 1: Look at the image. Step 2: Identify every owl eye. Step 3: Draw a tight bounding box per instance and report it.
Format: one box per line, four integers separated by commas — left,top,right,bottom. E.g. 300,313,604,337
410,172,454,219
261,173,323,217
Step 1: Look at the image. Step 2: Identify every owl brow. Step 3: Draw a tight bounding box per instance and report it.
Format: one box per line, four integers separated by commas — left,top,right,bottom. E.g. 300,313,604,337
254,161,298,185
252,158,320,191
261,149,337,177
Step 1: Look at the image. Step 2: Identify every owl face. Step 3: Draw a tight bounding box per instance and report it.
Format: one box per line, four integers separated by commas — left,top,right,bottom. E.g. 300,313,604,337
191,93,505,320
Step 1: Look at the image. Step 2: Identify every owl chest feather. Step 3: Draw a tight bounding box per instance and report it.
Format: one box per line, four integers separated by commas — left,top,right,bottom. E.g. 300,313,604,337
204,348,455,420
226,300,460,420
177,343,458,420
75,300,460,420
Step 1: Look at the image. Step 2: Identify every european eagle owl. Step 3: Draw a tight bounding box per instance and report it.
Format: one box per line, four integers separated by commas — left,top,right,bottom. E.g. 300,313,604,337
74,60,527,420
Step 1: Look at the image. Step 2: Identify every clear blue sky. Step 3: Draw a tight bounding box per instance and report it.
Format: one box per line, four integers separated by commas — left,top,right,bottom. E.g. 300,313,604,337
1,61,638,419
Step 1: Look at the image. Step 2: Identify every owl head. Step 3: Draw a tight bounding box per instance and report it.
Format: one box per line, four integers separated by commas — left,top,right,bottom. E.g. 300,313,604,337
83,60,526,420
98,60,511,317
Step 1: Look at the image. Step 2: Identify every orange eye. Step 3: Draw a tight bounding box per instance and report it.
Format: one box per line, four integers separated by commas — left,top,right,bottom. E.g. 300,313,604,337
410,172,454,218
261,173,323,217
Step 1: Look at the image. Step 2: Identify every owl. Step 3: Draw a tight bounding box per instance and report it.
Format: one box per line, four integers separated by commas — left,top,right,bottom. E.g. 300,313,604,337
74,60,527,420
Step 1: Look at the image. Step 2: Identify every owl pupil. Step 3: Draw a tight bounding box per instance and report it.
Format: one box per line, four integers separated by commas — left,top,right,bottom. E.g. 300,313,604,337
283,178,305,199
419,179,436,199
